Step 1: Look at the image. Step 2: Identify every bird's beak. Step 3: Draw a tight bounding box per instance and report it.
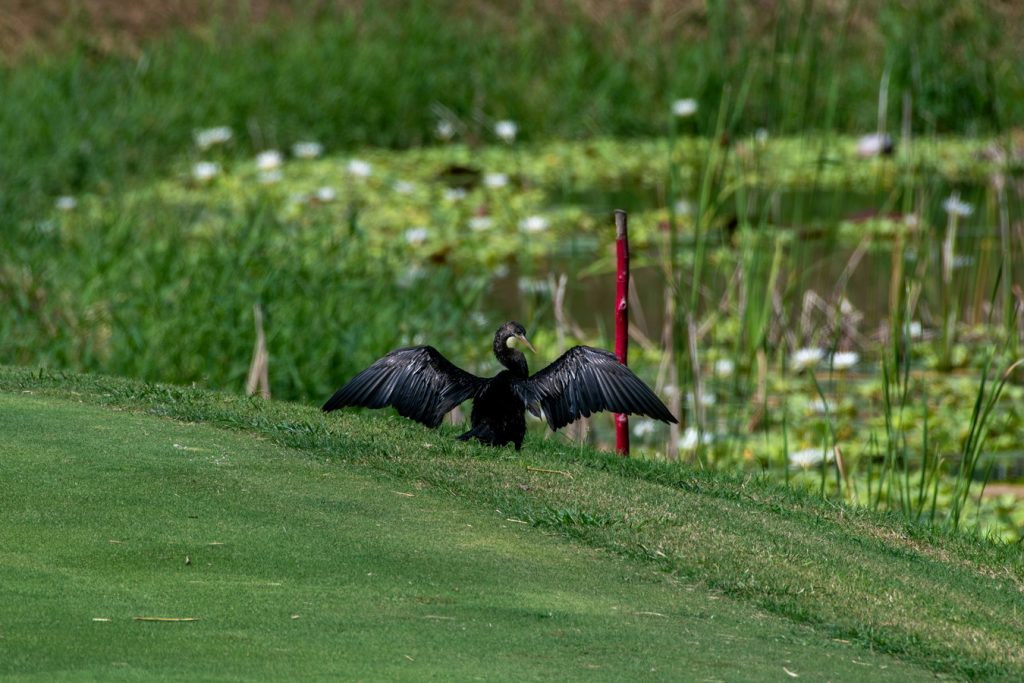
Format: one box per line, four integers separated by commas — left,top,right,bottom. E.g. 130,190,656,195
516,334,537,353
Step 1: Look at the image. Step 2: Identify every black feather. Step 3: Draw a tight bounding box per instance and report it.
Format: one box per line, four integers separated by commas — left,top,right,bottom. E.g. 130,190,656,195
512,346,677,430
322,346,486,428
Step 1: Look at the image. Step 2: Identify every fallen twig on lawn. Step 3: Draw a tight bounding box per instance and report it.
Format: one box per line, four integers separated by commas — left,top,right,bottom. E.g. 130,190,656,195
526,466,573,479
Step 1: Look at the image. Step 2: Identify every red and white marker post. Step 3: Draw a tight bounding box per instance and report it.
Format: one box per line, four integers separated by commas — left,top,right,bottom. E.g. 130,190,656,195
614,210,630,456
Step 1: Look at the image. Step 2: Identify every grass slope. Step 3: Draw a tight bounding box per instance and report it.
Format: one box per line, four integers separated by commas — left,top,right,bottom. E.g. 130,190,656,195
0,394,927,682
2,366,1022,680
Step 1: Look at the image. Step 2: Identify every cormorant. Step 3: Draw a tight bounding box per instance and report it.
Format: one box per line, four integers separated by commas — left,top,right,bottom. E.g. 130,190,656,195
322,321,677,450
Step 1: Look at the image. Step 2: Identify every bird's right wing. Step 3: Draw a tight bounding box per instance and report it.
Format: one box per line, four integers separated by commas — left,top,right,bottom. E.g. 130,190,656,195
511,346,677,430
322,346,487,428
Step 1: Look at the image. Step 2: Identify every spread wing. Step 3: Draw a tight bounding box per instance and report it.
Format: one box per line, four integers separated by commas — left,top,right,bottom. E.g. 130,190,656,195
322,346,487,428
511,346,677,430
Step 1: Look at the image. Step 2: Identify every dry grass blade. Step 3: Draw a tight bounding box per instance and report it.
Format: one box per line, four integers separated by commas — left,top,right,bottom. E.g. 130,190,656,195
527,466,573,479
246,303,270,399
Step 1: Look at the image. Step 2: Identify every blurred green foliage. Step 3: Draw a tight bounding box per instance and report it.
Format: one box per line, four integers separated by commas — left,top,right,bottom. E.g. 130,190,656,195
1,1,1021,226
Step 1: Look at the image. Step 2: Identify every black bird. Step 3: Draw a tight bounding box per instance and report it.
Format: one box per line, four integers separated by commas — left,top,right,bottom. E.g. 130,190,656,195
322,321,677,450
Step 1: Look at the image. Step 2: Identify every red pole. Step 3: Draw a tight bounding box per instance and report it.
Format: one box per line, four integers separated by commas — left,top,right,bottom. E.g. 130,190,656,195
614,210,630,456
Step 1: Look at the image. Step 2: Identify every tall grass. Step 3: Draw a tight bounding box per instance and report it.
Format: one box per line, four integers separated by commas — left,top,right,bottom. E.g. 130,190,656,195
656,103,1020,537
2,192,494,401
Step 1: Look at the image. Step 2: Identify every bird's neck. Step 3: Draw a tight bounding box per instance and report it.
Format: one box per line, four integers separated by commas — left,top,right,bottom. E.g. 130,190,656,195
495,345,529,377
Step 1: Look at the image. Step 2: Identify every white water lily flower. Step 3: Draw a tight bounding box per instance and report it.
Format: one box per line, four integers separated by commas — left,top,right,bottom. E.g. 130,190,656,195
404,227,429,245
788,447,835,469
791,348,825,371
908,321,923,339
256,150,283,171
348,159,372,178
259,169,283,184
673,199,694,216
672,98,698,117
519,215,549,233
808,397,836,415
494,120,518,143
830,351,859,370
856,132,894,157
291,141,323,159
484,172,509,189
468,216,493,231
55,195,77,211
942,192,973,218
686,390,716,407
632,419,657,437
435,120,455,141
679,427,713,450
714,358,735,377
192,161,220,182
393,180,416,194
194,126,232,150
315,186,337,203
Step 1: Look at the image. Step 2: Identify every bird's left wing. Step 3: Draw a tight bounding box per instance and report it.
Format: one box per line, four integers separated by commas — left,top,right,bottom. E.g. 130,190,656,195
322,346,487,428
511,346,677,430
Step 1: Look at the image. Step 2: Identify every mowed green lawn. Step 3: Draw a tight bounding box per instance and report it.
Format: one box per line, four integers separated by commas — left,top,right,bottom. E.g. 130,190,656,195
0,392,936,682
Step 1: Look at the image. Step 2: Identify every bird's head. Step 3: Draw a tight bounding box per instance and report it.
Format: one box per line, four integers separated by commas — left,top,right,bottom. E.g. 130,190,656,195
494,321,535,373
496,321,536,352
